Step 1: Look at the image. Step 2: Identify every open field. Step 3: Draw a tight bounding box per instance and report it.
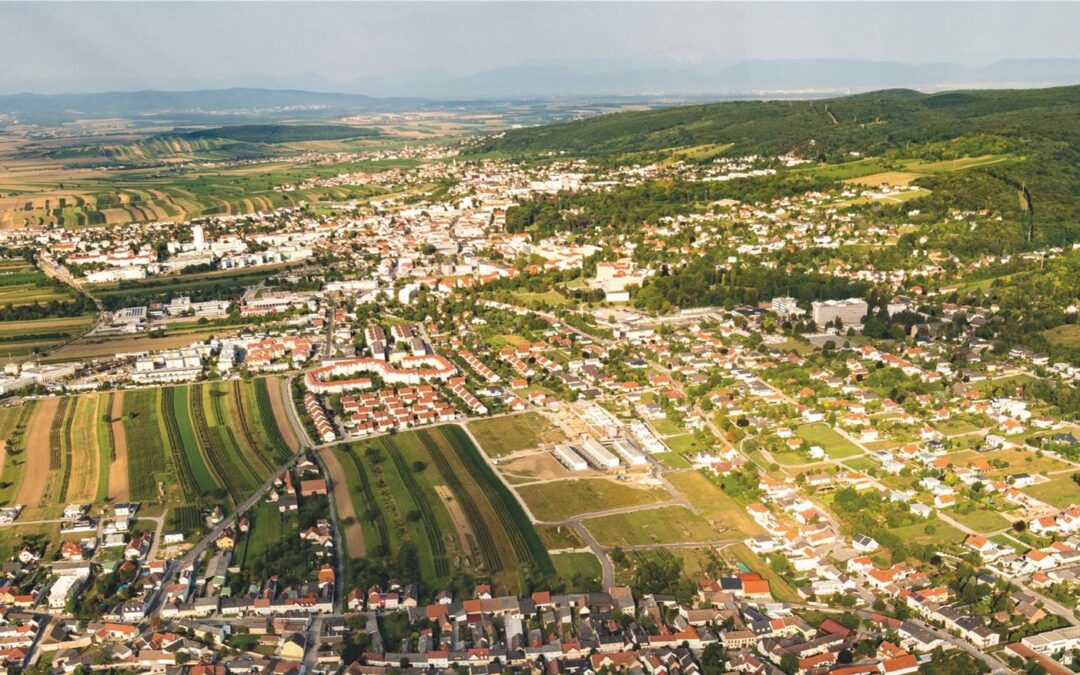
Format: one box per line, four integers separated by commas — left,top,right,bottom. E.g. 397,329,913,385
891,519,966,546
953,447,1069,478
950,508,1011,533
583,505,718,547
667,471,765,538
67,394,105,503
1042,324,1080,349
796,423,863,459
335,425,553,593
121,389,170,502
0,260,75,305
468,412,566,457
537,524,585,550
107,392,129,501
844,171,923,187
1022,475,1080,509
321,447,365,557
515,478,669,522
551,552,602,589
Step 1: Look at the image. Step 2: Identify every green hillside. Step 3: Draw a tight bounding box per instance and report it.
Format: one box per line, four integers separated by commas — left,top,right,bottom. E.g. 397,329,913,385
481,85,1080,246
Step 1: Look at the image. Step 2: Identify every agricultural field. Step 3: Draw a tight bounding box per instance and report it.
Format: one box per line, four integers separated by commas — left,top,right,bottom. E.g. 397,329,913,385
0,314,95,364
550,552,602,590
0,379,293,522
0,259,74,306
0,137,391,229
188,382,278,503
468,412,566,457
332,425,553,594
0,401,37,507
516,479,669,522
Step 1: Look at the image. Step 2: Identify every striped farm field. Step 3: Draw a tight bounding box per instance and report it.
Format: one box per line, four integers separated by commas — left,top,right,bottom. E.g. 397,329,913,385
262,376,301,452
337,425,552,594
189,383,265,503
161,386,219,502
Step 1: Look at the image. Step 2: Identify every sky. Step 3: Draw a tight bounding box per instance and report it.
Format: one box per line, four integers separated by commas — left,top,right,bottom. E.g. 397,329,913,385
2,2,1079,95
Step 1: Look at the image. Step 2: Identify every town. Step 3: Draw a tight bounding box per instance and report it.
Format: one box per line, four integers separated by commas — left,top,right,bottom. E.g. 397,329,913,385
0,68,1079,675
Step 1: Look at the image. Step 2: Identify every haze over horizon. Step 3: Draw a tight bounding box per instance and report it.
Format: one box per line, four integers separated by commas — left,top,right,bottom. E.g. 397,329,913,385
2,1,1080,97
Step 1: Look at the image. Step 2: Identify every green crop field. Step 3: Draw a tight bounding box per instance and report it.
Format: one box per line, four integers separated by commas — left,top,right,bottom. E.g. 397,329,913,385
190,383,266,503
950,508,1011,533
121,389,169,502
0,402,36,507
337,425,553,594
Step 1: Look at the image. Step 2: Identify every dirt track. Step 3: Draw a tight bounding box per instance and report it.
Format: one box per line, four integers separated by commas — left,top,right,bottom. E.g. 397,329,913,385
14,397,58,507
107,392,130,501
320,448,365,557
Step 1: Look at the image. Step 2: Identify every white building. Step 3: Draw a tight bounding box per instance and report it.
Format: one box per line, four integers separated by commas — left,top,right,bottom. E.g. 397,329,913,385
552,445,588,472
578,436,620,470
811,298,868,329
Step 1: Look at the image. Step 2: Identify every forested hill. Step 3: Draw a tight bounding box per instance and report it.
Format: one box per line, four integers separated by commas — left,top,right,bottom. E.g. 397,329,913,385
474,85,1080,159
482,85,1080,247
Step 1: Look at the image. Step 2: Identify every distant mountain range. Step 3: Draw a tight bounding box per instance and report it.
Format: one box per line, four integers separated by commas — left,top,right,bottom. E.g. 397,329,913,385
2,58,1079,125
341,58,1080,98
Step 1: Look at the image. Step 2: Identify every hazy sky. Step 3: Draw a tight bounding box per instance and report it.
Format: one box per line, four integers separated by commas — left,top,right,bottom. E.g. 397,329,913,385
2,2,1079,94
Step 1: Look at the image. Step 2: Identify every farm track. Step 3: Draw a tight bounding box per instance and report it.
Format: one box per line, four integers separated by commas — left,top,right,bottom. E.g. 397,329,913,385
341,449,390,554
232,381,275,473
161,387,199,502
414,429,503,575
381,439,449,577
